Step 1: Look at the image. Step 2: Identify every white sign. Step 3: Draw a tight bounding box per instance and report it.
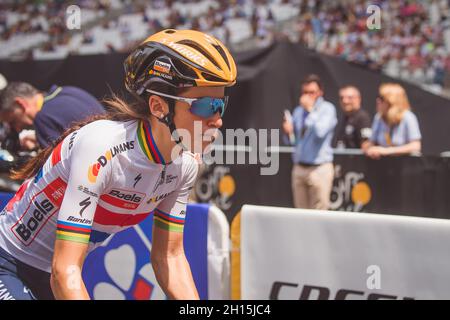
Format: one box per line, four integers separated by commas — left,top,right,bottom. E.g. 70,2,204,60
241,205,450,300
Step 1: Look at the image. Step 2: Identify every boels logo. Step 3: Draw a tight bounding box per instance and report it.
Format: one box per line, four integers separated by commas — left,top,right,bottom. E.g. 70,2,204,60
109,190,142,203
12,178,67,245
88,141,135,183
100,188,145,210
153,60,171,74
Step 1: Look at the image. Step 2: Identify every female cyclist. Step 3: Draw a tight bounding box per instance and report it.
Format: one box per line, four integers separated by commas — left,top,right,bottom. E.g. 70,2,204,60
0,29,237,300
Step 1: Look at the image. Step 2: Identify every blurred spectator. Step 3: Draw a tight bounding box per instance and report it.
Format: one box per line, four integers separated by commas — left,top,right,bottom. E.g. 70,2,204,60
282,74,337,210
363,83,422,159
334,85,372,149
292,0,450,97
0,82,105,151
2,0,450,97
82,31,94,44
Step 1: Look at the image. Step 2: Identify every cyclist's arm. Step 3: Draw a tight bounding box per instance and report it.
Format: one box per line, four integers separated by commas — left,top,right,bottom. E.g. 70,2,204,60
151,221,199,300
51,241,90,299
152,157,199,300
49,133,109,300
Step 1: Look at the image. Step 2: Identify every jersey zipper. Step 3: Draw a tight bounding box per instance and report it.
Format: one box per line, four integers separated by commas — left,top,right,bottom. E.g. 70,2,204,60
152,165,166,193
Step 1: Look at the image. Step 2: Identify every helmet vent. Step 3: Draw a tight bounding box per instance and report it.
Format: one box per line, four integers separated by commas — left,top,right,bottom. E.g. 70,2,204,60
213,44,230,69
177,40,222,71
171,58,197,79
201,72,227,83
165,29,176,34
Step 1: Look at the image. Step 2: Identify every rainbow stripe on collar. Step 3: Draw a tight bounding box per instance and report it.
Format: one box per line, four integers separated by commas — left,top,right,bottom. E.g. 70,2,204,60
137,120,165,165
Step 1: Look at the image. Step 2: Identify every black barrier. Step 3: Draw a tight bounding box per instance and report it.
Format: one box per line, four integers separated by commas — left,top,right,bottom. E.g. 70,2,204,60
194,150,450,223
1,152,447,223
1,42,450,155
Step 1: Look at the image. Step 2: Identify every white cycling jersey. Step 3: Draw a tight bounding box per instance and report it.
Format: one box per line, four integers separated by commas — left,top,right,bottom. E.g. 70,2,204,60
0,119,198,273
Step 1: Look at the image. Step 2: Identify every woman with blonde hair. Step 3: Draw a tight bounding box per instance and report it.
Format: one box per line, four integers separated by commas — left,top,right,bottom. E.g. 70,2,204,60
363,83,421,159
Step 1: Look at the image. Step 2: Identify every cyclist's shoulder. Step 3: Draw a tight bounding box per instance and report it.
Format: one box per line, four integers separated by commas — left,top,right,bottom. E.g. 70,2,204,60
178,152,200,182
61,120,138,166
79,118,135,132
71,119,137,147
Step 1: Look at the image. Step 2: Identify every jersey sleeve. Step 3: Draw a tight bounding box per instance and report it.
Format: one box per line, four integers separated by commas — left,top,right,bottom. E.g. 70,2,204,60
55,130,112,244
153,155,199,233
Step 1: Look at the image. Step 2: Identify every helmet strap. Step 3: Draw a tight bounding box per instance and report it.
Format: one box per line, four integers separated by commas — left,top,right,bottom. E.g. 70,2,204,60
156,94,188,151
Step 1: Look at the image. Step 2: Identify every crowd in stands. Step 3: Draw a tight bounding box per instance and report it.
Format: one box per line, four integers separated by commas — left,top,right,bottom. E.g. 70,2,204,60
292,0,450,96
0,0,123,59
0,0,297,59
1,0,450,97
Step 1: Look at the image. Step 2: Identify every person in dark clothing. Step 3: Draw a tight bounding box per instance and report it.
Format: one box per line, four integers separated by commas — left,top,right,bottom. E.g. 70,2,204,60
0,82,105,150
334,85,372,149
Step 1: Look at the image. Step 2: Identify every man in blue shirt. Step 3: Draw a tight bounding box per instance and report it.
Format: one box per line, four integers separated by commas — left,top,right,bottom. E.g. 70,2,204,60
0,82,105,150
282,74,337,210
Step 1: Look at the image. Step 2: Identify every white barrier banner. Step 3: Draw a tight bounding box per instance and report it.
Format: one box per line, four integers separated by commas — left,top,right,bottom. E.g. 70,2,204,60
241,205,450,300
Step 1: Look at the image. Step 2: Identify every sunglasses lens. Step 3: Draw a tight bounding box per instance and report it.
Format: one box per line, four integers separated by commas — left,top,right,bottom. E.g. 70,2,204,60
190,97,228,118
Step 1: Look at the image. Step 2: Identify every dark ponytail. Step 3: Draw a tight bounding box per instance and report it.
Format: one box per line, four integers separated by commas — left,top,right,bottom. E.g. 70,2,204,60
10,83,186,181
10,114,110,180
10,92,152,181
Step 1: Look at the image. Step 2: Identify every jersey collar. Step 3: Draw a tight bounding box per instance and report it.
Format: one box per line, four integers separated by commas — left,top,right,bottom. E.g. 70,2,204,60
137,120,166,165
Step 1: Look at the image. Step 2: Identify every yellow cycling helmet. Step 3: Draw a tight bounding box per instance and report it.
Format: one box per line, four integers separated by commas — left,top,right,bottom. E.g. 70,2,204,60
124,29,237,96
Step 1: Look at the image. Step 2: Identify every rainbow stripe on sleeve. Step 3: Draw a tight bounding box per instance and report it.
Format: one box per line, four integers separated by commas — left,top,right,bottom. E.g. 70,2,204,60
153,208,185,233
56,220,91,244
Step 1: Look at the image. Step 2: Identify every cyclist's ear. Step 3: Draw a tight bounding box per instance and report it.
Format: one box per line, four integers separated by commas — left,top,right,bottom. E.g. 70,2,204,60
148,94,169,118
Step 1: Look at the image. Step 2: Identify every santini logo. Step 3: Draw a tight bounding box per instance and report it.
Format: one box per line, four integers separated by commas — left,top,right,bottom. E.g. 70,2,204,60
67,216,92,225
